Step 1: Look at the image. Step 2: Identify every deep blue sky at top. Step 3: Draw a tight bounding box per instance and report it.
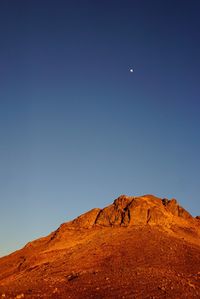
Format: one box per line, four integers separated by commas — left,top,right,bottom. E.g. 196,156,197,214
0,0,200,256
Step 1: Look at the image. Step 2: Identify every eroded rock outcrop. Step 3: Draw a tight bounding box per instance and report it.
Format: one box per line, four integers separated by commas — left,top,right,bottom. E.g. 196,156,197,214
65,194,194,229
163,198,192,219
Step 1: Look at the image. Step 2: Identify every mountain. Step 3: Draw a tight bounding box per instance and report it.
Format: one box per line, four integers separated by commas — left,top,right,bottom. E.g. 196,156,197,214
0,194,200,298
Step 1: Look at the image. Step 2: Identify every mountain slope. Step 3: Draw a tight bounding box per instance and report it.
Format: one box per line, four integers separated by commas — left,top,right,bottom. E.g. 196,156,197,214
0,195,200,298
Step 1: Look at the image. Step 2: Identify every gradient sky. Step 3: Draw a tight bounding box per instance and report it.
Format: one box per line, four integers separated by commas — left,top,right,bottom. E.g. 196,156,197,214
0,0,200,257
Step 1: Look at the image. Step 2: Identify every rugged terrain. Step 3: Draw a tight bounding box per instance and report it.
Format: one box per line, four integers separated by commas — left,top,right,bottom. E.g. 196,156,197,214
0,194,200,298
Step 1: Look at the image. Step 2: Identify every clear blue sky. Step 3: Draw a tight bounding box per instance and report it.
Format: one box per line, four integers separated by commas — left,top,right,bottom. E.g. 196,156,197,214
0,0,200,257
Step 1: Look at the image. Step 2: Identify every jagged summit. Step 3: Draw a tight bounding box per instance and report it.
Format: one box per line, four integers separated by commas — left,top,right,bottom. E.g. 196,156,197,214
65,194,193,229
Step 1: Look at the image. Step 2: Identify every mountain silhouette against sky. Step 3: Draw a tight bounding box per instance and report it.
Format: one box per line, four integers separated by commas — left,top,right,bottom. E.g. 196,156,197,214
0,194,200,298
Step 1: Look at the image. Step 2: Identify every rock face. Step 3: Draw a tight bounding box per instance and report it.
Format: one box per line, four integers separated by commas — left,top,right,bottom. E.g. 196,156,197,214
68,194,193,229
0,194,200,299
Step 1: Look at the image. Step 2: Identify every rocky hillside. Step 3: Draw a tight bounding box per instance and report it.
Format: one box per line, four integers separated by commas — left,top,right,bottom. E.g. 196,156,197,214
0,194,200,298
68,194,193,228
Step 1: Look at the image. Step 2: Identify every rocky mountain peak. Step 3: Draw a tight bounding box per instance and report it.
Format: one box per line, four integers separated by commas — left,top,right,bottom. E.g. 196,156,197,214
0,194,199,299
66,194,193,229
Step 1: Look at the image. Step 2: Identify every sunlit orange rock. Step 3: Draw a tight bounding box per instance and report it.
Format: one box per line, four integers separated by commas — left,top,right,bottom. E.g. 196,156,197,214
0,194,200,298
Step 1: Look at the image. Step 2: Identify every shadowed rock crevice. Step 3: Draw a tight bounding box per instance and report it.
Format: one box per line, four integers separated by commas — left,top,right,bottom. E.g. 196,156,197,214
147,208,151,224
